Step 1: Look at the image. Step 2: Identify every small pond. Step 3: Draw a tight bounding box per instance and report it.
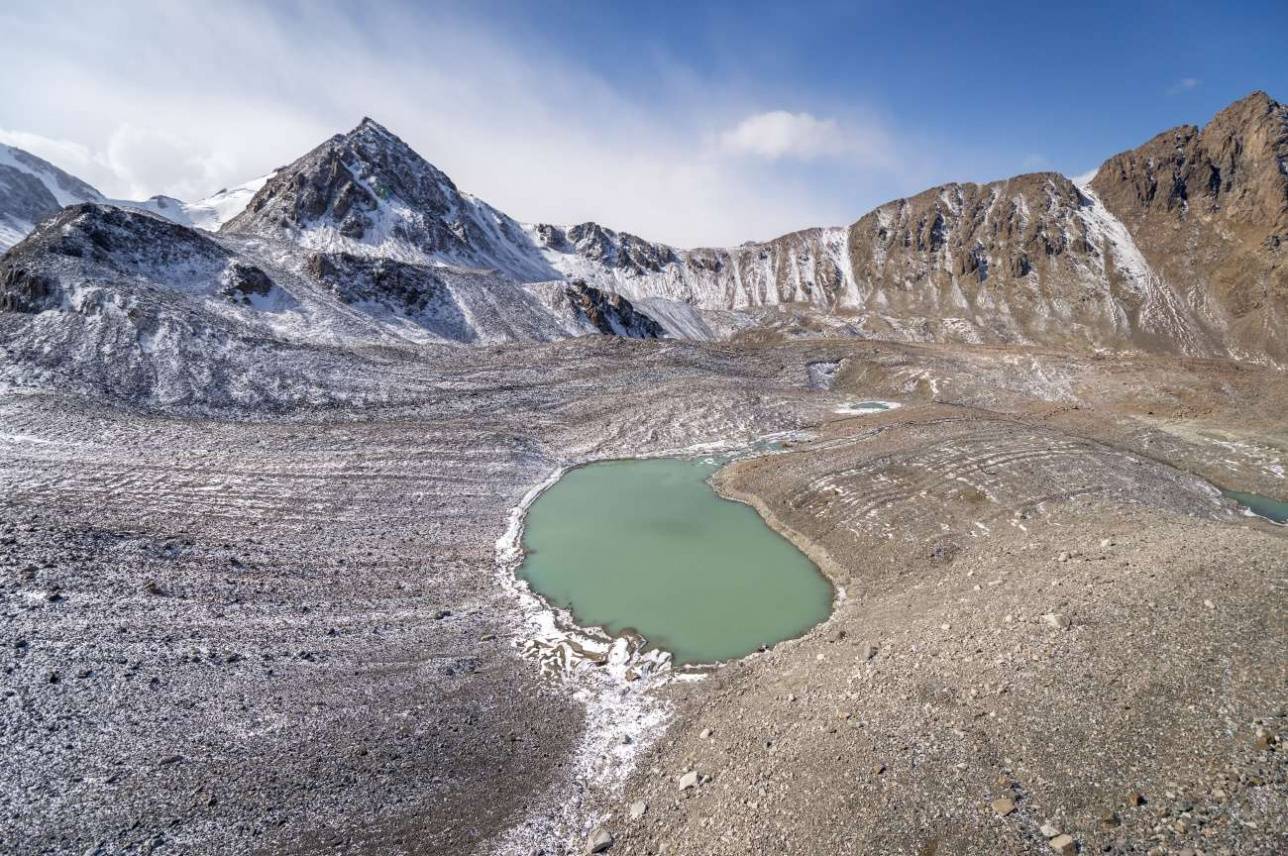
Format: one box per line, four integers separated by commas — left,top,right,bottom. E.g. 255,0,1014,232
835,400,900,415
1224,490,1288,524
518,457,833,665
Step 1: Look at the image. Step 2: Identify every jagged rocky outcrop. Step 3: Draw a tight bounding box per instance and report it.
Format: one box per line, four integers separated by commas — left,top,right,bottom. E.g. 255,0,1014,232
0,204,256,304
0,145,262,251
0,202,676,407
834,172,1209,352
1088,91,1288,363
0,205,317,406
0,266,58,313
218,262,277,306
302,251,479,342
216,117,854,310
533,94,1288,361
561,280,664,338
531,221,853,309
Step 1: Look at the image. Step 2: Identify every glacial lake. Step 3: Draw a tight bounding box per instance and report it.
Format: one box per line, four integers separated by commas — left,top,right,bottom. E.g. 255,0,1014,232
1224,490,1288,524
835,400,899,415
518,457,833,665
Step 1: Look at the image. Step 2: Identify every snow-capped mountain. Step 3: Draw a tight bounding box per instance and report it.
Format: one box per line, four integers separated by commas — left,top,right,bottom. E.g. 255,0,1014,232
126,173,277,232
217,100,1288,363
222,118,560,280
0,144,107,249
0,145,274,251
2,90,1286,410
220,118,856,309
0,203,669,406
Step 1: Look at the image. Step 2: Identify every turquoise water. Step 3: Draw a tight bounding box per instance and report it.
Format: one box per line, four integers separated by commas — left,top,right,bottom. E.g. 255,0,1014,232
518,458,833,665
1224,490,1288,524
835,400,896,415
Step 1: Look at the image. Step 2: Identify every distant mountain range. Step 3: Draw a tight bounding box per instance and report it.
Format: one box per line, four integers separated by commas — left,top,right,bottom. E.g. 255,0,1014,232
0,143,275,245
1,91,1284,406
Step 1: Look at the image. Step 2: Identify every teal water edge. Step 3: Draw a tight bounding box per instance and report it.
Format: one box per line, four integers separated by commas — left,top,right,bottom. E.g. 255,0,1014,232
835,401,896,415
518,458,833,665
1224,490,1288,524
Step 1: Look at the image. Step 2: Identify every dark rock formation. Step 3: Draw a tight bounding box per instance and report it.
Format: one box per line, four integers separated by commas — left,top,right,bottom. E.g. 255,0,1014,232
223,119,558,281
562,280,664,338
0,266,58,313
217,262,276,305
305,251,447,314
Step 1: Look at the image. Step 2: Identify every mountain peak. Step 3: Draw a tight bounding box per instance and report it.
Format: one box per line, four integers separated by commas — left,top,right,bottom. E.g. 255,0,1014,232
223,116,455,238
220,118,559,280
1229,89,1276,111
1207,89,1284,132
352,116,397,140
1,144,109,250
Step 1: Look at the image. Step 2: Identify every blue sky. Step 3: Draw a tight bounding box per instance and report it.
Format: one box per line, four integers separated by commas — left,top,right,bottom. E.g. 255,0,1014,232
1,1,1284,245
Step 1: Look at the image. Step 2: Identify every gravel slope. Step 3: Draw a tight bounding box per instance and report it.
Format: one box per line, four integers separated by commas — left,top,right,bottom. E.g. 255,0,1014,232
2,338,1285,855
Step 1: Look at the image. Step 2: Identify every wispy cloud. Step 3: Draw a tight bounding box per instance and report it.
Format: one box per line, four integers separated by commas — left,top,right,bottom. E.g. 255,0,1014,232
0,2,922,245
718,111,892,165
0,125,236,201
1167,77,1201,95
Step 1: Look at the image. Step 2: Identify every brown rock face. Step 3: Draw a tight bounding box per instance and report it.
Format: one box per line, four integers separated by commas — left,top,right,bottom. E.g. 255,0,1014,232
536,221,853,310
1089,91,1288,363
842,173,1130,349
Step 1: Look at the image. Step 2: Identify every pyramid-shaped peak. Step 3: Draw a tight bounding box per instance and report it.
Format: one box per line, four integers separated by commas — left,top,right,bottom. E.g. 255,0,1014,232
223,113,470,244
353,116,396,137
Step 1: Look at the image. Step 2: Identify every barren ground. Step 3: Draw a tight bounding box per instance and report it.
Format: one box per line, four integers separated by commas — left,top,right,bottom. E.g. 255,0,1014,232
2,337,1285,855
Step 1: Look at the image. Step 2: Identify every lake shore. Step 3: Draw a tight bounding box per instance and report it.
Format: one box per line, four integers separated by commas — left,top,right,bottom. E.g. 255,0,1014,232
3,336,1286,855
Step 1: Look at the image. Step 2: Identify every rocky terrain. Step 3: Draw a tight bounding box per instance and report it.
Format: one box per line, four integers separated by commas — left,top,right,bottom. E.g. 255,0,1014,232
5,92,1285,367
1089,92,1288,364
1,92,1286,856
0,144,107,249
3,339,1285,856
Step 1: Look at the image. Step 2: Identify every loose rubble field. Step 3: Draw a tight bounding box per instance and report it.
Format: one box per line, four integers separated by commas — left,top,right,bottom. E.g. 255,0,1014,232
2,336,1285,855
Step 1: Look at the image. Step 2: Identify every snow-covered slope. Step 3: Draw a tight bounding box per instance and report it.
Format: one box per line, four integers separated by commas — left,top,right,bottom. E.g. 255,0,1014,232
4,91,1286,381
220,119,859,310
525,221,856,309
0,143,272,250
125,173,276,232
0,144,107,250
0,204,670,406
222,119,561,280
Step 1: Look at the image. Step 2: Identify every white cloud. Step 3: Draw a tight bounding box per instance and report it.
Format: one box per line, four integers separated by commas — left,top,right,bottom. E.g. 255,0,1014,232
0,3,916,246
1071,167,1099,187
720,111,848,160
0,125,240,201
718,110,895,169
103,125,236,201
0,129,97,176
1168,77,1201,95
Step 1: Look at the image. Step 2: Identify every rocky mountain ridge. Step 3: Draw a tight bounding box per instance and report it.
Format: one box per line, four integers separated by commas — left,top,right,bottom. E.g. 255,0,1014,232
1,91,1285,410
214,92,1287,361
0,203,668,406
537,93,1285,362
1088,91,1288,363
0,144,106,249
